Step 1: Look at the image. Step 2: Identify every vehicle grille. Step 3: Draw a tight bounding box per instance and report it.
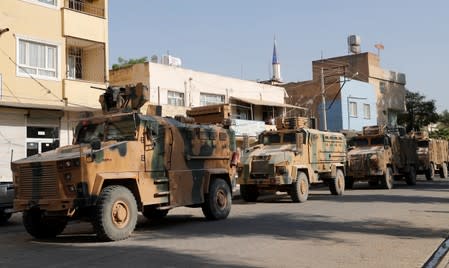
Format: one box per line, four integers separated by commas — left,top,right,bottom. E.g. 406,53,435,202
18,162,58,200
251,160,271,176
349,156,366,171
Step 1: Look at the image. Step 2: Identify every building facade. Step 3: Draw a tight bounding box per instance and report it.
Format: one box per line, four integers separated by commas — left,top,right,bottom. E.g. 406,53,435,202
109,62,303,121
311,52,406,127
0,0,109,181
285,77,376,132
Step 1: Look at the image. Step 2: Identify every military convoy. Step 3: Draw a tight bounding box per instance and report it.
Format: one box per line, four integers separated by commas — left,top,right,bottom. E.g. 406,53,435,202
346,125,418,189
237,117,347,203
412,131,448,180
11,84,237,241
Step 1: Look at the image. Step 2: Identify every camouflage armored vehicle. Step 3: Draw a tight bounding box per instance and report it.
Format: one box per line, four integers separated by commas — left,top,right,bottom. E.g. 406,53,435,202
412,131,448,180
237,118,347,203
11,84,237,241
346,125,418,189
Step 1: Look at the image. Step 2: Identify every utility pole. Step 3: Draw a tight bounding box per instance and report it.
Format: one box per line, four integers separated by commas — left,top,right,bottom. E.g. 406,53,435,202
321,67,327,131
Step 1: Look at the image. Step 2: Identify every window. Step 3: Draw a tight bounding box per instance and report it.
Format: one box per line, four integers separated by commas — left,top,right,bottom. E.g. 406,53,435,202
18,38,58,79
349,102,357,117
379,81,386,94
363,104,371,119
38,0,56,5
200,93,225,106
67,47,82,79
167,91,185,106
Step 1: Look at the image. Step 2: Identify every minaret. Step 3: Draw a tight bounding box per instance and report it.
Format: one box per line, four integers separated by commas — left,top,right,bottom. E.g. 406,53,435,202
272,38,282,83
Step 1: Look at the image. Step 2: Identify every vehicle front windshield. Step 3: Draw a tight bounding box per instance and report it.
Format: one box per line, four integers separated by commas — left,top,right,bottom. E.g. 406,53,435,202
262,133,281,145
417,140,429,148
75,115,138,144
349,138,368,147
370,137,385,146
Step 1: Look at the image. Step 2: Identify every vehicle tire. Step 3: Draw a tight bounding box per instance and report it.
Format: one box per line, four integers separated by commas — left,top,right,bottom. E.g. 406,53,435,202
329,169,345,195
381,167,394,189
0,210,12,224
440,163,448,179
142,206,169,220
93,185,138,241
240,185,259,202
405,166,417,185
425,163,435,180
202,178,232,220
290,172,309,203
345,176,354,190
23,208,67,239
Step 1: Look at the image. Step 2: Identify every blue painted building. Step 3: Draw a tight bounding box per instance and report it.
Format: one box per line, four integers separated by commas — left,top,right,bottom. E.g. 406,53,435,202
318,77,377,132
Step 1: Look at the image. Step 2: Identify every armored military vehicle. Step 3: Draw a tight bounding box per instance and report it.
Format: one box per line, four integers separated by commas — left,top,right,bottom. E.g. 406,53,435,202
236,117,347,203
412,131,448,180
346,125,418,189
11,83,237,241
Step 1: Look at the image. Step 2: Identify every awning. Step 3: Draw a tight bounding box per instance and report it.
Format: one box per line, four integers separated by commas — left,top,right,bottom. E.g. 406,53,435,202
229,96,307,110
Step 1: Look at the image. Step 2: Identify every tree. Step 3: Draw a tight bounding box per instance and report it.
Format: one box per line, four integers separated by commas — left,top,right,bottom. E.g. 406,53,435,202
397,90,438,132
430,110,449,139
112,56,148,70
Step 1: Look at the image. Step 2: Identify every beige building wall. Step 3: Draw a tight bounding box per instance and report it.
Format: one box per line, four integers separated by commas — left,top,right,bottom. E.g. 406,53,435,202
0,0,109,181
110,62,287,117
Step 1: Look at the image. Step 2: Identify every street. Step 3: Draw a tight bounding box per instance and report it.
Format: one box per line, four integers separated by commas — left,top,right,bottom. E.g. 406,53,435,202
1,176,449,268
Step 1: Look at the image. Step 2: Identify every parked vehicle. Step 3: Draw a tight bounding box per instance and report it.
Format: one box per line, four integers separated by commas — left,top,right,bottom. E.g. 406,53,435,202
237,117,347,203
12,84,237,241
0,182,14,224
346,125,418,189
412,131,448,180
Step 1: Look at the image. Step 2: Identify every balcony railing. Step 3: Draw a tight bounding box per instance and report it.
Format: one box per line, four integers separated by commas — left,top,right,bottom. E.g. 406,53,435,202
65,0,105,17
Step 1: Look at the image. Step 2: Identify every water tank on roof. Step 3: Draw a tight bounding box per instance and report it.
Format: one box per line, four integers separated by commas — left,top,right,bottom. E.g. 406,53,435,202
347,35,361,54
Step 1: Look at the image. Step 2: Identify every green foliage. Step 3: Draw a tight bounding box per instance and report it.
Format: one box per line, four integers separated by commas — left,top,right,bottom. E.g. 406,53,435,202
397,90,438,132
112,56,148,70
430,109,449,140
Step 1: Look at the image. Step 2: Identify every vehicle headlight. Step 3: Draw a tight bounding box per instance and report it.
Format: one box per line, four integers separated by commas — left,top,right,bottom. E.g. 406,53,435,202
276,166,288,175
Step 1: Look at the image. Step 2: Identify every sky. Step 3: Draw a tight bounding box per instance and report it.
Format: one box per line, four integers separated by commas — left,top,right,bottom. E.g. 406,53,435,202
109,0,449,112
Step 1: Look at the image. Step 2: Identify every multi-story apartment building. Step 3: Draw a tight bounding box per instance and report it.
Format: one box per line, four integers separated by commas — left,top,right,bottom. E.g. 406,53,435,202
0,0,109,181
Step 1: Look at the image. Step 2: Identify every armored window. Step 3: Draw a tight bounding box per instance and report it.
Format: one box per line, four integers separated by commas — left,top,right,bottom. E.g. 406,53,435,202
283,133,296,144
200,93,225,106
349,102,357,117
363,104,371,119
17,38,58,79
167,90,185,106
417,140,429,148
262,134,281,145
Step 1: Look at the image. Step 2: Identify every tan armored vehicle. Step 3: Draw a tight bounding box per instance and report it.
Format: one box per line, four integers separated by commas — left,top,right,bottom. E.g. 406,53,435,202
412,131,448,180
11,84,237,241
346,125,418,189
237,117,347,203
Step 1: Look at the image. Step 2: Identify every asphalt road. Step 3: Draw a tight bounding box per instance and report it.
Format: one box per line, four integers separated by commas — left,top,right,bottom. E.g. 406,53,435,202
1,176,449,268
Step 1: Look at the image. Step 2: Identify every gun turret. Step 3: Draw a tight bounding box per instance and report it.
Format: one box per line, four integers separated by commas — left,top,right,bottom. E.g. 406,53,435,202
99,82,149,113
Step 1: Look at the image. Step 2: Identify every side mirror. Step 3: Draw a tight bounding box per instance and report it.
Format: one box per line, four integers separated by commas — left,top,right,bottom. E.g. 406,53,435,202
296,132,303,154
90,139,101,150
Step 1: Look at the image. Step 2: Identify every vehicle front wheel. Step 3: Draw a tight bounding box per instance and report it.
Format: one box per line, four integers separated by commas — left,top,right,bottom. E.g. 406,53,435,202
202,178,232,220
405,167,417,185
425,163,435,180
329,169,345,195
440,163,448,179
240,185,259,202
291,172,309,203
93,185,138,241
23,208,67,239
381,167,394,189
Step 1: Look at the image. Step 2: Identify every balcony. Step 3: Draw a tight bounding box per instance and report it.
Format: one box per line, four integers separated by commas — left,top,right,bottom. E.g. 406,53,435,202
62,1,107,44
66,37,106,83
64,0,105,17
